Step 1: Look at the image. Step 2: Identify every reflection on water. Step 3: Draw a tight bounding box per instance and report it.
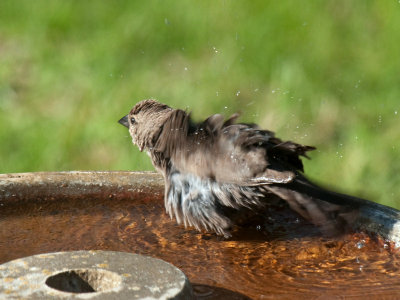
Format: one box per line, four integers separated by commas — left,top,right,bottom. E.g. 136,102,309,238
1,194,400,299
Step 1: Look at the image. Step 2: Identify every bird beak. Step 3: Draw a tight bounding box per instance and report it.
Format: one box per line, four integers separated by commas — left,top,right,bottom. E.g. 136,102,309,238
118,115,129,128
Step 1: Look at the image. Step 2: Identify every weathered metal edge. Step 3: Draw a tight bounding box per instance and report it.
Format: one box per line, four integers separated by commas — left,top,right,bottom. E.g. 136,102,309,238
1,171,400,247
0,171,164,203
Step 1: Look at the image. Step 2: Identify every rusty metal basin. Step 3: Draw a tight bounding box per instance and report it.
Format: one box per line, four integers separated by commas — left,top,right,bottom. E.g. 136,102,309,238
1,171,400,299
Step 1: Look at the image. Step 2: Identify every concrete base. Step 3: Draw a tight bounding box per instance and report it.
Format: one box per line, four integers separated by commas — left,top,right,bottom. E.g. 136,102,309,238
0,251,193,299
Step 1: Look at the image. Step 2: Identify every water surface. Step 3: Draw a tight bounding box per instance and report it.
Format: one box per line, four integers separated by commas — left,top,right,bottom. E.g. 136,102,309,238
1,193,400,299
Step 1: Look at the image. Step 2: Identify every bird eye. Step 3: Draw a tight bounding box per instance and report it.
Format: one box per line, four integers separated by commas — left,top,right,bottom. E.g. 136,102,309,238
130,117,136,124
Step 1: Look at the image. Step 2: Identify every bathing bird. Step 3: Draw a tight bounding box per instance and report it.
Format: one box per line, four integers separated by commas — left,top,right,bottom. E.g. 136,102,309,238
119,99,359,238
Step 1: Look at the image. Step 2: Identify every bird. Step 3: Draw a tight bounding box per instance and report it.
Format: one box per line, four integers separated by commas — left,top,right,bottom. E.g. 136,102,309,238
118,99,359,238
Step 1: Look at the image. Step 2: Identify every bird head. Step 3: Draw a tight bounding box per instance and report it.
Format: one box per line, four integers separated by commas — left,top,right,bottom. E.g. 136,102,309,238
119,99,173,152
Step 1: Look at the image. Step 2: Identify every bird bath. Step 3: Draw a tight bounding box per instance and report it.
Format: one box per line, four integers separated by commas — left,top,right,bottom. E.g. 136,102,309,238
1,171,400,299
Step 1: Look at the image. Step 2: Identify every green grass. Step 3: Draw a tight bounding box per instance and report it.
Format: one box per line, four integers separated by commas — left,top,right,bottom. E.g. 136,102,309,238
1,1,399,208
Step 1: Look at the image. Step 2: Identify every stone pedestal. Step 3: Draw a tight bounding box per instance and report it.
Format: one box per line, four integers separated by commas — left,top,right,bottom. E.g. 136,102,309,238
0,251,193,299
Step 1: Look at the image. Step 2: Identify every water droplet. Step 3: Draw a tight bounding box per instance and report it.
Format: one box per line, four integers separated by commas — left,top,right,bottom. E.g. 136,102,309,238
184,67,188,71
356,240,365,249
236,91,241,96
395,111,398,115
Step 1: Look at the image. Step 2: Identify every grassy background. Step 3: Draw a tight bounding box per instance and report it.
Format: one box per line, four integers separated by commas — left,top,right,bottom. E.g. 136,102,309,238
0,1,399,208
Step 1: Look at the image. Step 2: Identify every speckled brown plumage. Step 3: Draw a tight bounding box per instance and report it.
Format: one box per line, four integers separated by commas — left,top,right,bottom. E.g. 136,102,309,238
119,99,358,237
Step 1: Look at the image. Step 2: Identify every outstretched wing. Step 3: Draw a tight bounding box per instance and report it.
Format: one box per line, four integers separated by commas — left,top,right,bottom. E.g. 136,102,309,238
156,110,315,186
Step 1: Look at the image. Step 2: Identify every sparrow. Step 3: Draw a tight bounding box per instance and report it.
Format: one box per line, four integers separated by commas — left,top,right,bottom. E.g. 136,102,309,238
119,99,359,238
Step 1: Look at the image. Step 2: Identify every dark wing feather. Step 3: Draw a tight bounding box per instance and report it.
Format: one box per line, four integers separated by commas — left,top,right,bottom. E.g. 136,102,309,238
153,109,191,158
157,111,315,186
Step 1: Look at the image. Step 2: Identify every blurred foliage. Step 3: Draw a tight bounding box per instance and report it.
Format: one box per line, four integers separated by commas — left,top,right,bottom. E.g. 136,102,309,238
0,1,399,208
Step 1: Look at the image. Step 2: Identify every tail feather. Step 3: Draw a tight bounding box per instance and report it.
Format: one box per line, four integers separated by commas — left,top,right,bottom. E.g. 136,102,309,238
267,176,360,236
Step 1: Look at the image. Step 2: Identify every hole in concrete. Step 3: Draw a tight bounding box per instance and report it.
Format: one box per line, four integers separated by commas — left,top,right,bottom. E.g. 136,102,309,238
45,269,121,293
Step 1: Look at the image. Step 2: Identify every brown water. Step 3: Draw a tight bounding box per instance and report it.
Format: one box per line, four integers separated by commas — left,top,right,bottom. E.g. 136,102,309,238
1,193,400,299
